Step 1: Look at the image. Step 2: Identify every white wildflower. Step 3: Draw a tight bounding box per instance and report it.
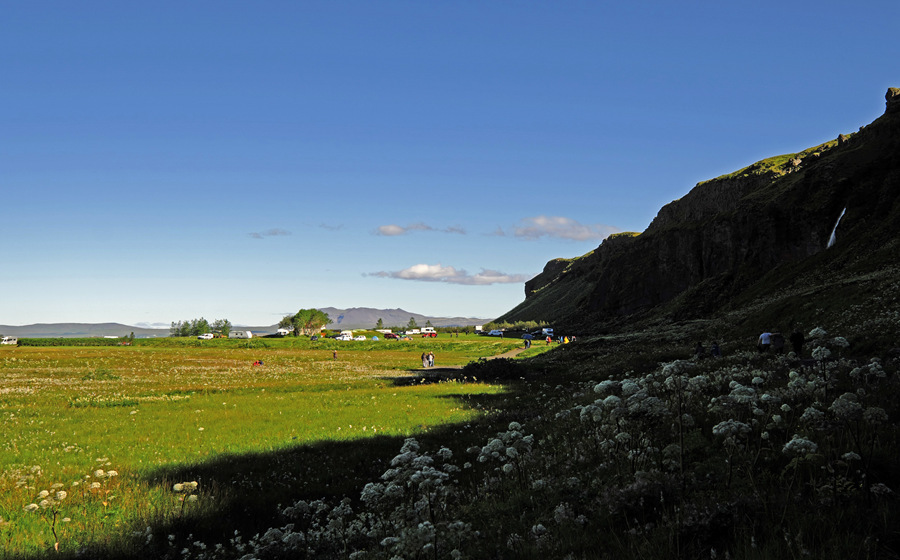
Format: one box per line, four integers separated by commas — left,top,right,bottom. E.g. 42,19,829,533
782,435,818,456
863,407,888,425
831,337,849,348
808,327,828,339
712,420,751,438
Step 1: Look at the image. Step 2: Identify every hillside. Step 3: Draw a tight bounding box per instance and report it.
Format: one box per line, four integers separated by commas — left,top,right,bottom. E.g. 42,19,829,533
0,323,168,339
498,88,900,338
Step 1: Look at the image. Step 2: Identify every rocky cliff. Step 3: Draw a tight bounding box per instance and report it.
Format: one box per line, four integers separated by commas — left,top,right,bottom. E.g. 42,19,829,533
499,88,900,328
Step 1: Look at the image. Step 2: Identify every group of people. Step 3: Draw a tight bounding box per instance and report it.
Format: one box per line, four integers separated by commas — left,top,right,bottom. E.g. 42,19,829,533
694,328,809,360
758,330,805,355
421,351,435,368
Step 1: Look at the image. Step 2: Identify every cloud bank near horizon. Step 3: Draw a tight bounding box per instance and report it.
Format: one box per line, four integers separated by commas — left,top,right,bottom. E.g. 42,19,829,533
375,222,466,236
368,264,532,286
248,228,292,239
498,215,619,241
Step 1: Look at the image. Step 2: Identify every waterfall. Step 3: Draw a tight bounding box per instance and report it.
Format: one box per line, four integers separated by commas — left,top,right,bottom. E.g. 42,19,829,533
827,207,846,249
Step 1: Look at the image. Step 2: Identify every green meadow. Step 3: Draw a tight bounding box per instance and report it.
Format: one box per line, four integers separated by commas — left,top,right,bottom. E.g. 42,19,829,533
0,335,529,557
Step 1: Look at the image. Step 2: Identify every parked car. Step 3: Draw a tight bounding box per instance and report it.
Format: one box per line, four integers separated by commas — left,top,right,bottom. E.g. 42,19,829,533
384,333,400,339
336,334,353,341
197,333,214,340
354,335,367,341
487,330,504,336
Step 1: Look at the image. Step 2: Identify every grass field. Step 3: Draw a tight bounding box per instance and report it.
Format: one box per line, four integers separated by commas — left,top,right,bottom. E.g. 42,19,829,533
0,335,531,557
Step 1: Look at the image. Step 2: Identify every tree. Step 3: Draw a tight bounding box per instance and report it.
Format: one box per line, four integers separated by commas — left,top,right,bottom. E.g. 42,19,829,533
211,319,232,337
169,318,210,337
376,318,384,330
407,317,418,330
281,308,332,336
425,320,433,328
192,318,210,336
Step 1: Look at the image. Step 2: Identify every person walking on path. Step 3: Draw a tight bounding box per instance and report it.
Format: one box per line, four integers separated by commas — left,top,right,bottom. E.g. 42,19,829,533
790,330,805,356
757,331,772,353
421,352,428,368
772,332,785,354
427,351,435,367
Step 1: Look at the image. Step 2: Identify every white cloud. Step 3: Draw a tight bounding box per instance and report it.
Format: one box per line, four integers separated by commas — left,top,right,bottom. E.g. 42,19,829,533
248,228,292,239
368,264,531,285
376,224,411,236
375,222,466,236
508,215,618,241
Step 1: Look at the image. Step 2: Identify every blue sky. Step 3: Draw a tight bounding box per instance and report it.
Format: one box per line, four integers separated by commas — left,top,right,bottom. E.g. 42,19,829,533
2,1,898,327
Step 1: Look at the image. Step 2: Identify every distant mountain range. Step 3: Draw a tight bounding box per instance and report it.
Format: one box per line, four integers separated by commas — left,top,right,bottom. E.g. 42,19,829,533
0,308,490,338
320,307,489,330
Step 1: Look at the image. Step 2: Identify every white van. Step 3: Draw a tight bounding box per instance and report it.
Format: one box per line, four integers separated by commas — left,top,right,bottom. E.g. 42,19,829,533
228,330,253,339
1,336,17,345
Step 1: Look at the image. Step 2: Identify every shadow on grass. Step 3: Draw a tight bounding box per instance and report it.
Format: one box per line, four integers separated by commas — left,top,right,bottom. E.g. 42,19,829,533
39,378,525,560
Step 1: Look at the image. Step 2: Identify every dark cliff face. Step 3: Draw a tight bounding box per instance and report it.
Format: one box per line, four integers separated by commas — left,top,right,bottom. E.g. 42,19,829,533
500,89,900,327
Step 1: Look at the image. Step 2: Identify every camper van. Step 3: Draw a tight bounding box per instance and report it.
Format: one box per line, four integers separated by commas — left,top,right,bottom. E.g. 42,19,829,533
0,336,17,345
228,330,253,339
335,330,354,341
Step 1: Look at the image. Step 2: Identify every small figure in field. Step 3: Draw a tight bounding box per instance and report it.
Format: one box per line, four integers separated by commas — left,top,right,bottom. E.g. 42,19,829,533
790,330,805,356
694,341,706,359
427,352,435,367
711,341,721,357
252,360,264,366
333,350,338,361
757,331,772,353
546,336,552,345
772,332,785,354
421,352,428,368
